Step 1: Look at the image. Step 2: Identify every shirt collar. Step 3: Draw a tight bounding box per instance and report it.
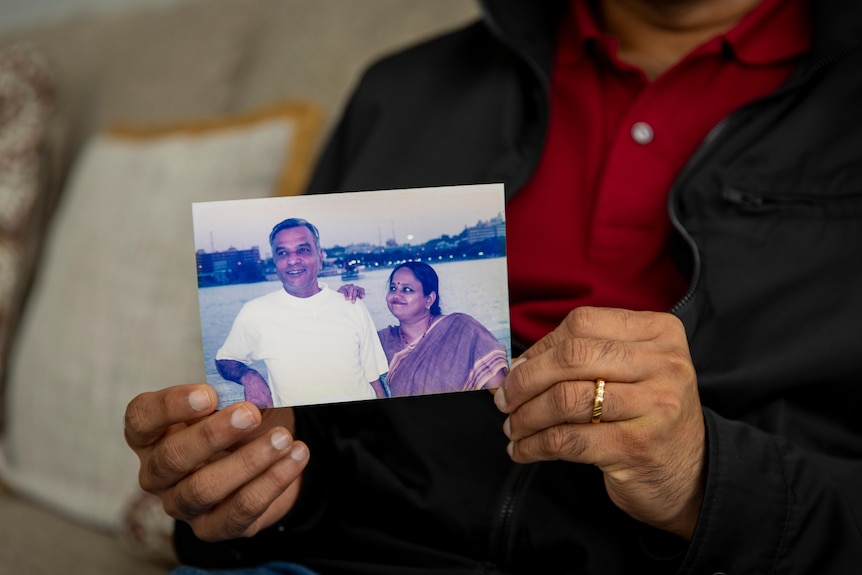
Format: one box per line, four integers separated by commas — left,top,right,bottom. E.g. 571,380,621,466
561,0,611,66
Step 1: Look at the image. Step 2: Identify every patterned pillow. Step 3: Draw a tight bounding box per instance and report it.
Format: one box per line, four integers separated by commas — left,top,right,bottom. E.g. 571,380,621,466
0,44,55,427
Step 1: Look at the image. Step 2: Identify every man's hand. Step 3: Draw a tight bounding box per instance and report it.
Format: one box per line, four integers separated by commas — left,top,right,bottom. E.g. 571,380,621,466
494,307,705,539
124,384,309,541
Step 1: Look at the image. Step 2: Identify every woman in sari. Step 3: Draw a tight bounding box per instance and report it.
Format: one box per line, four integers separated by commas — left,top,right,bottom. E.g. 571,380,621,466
377,261,508,398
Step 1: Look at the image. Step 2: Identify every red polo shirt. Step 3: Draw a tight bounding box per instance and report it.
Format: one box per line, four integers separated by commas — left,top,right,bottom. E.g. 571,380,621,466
507,0,811,345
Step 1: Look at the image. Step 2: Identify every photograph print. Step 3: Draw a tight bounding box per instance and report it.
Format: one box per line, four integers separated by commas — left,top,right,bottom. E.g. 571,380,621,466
192,183,511,409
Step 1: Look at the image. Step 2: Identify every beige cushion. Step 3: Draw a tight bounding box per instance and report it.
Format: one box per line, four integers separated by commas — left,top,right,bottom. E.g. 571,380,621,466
0,101,321,529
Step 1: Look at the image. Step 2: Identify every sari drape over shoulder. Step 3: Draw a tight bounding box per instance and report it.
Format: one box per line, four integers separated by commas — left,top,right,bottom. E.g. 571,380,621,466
378,313,508,397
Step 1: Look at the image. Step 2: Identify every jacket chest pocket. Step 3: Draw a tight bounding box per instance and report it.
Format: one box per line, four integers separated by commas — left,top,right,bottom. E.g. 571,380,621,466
722,187,862,218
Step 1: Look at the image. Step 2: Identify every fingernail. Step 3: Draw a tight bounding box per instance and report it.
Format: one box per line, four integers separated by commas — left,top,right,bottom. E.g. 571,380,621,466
289,443,308,462
230,407,255,429
506,441,514,458
271,430,290,451
494,387,508,411
511,356,527,370
188,389,210,412
503,417,511,439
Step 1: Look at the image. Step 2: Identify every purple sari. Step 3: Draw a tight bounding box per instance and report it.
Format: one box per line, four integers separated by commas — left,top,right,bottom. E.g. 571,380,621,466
378,313,508,397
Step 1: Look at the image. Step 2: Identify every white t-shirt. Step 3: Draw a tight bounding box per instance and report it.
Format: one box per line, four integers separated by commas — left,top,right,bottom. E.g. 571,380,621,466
216,283,388,407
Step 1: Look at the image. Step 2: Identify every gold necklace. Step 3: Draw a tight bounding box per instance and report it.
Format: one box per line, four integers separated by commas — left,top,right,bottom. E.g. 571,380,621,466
400,314,434,351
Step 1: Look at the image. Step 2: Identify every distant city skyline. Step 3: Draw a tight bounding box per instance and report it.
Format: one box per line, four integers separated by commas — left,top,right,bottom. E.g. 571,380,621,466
192,184,506,259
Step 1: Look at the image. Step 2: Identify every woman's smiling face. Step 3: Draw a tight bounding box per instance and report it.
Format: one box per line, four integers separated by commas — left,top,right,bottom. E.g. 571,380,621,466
386,267,435,323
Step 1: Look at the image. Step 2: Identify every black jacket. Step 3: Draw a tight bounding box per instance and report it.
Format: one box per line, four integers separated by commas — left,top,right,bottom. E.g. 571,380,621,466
176,1,862,573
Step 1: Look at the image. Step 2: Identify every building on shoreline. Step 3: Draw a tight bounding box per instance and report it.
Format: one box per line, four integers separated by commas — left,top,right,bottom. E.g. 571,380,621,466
196,247,266,287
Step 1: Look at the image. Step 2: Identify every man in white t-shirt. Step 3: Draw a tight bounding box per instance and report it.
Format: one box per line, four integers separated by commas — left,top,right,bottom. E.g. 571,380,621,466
216,218,388,408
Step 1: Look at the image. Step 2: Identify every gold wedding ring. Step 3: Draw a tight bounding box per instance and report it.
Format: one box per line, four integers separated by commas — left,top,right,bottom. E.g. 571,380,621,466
591,378,606,423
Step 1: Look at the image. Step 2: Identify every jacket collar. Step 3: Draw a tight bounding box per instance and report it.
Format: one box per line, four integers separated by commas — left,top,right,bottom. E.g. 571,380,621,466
808,0,862,64
477,0,567,84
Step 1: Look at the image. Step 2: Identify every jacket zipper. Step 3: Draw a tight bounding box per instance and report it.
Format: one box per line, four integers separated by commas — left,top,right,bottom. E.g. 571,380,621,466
487,463,535,566
666,118,726,315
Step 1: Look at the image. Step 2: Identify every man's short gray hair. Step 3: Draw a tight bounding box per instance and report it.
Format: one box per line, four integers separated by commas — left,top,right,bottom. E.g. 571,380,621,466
269,218,321,251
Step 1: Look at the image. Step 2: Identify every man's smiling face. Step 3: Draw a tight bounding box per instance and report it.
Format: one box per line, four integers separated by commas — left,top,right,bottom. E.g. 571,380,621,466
272,226,323,298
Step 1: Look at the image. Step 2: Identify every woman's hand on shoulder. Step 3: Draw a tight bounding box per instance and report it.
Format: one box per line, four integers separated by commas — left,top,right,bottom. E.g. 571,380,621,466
337,283,366,303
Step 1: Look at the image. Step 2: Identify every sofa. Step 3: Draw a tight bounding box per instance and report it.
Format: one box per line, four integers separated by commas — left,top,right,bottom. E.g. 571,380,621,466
0,1,479,572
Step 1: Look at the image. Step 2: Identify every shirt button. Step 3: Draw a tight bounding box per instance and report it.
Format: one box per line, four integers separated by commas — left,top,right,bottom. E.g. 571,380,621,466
631,121,654,144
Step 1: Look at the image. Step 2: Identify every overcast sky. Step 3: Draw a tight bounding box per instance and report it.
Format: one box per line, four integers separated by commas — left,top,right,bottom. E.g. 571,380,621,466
192,184,505,258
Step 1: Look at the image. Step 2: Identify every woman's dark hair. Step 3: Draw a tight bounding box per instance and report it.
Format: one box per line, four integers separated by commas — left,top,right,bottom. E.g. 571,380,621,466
388,261,442,316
